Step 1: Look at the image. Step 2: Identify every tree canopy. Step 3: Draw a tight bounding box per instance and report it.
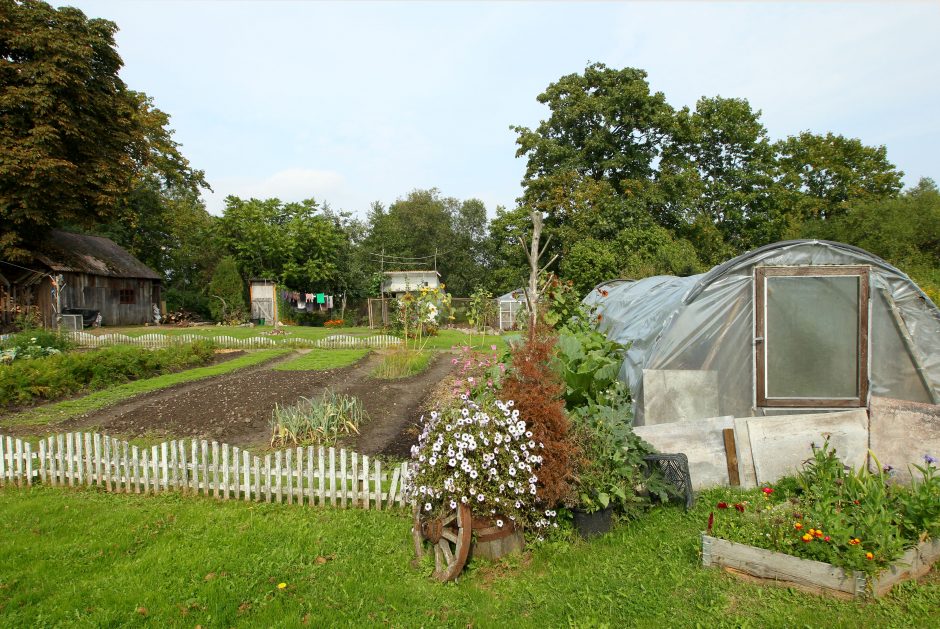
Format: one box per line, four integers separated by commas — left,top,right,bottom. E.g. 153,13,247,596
0,0,206,260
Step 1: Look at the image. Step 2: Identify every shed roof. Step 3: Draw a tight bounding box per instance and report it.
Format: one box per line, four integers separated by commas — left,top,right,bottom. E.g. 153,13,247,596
33,230,161,280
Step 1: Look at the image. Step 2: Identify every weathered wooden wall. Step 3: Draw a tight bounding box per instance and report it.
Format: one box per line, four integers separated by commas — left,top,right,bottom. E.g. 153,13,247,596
60,273,157,326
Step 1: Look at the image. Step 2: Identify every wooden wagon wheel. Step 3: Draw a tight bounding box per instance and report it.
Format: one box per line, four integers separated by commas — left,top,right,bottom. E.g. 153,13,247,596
411,503,472,582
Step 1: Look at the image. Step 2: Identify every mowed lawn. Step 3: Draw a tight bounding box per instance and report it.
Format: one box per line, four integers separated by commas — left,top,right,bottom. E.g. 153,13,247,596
1,486,937,628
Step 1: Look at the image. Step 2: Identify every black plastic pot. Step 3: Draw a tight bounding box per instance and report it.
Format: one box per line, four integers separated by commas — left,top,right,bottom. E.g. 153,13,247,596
572,506,613,540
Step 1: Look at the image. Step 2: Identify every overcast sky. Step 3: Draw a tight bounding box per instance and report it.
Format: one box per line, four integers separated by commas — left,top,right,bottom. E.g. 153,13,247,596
61,1,940,218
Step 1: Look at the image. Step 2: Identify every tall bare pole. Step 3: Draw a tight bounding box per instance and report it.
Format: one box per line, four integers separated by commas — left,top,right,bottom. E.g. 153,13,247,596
518,209,558,336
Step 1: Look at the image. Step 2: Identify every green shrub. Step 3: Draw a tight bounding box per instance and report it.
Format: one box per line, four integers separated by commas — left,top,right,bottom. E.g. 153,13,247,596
0,341,216,407
208,256,247,323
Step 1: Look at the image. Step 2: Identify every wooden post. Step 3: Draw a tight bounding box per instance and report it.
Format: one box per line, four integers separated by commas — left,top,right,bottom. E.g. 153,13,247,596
723,428,741,487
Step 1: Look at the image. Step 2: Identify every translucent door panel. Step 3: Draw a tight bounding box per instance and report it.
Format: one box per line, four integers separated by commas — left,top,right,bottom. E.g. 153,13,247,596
765,275,859,398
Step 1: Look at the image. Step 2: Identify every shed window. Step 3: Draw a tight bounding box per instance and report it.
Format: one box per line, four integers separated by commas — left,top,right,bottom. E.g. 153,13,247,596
119,289,136,305
755,266,869,408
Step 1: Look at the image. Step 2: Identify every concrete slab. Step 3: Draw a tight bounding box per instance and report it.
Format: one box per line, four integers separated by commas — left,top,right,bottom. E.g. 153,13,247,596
745,410,869,485
642,369,719,425
634,416,735,490
869,396,940,483
732,417,758,489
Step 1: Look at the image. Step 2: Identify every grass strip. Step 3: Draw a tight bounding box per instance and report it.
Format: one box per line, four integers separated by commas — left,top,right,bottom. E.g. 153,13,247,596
0,349,290,428
274,349,369,371
372,350,431,379
0,486,936,628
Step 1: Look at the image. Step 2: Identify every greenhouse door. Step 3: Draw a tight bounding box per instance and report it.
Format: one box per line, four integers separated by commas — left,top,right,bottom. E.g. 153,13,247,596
755,266,869,408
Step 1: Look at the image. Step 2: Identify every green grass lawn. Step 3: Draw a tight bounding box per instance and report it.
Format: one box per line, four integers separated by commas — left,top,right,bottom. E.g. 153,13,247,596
1,486,936,628
274,349,369,371
0,350,290,430
90,325,505,351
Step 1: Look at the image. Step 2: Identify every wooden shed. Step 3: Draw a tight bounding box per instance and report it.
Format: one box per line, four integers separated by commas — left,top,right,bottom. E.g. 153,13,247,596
0,230,162,328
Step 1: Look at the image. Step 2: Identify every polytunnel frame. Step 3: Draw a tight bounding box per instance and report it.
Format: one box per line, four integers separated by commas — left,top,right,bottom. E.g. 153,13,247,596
587,239,940,423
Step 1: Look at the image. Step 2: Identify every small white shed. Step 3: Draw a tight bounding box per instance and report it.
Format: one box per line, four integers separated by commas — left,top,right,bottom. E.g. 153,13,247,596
249,279,278,324
497,289,528,331
381,270,441,298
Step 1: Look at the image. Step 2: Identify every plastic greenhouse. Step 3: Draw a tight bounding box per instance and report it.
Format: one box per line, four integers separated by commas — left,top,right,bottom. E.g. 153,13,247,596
583,240,940,426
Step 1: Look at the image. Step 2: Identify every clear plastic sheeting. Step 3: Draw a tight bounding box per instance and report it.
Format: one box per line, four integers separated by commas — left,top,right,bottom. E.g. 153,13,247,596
584,240,940,425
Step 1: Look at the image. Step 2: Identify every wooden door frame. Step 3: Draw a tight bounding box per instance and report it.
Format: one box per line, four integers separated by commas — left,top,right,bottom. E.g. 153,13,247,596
754,266,870,408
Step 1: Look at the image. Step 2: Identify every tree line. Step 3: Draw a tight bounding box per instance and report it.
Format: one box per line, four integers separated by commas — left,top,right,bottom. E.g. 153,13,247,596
2,2,937,317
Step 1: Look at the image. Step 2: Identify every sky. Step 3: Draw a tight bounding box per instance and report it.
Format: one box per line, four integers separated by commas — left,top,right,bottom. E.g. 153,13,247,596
60,1,940,219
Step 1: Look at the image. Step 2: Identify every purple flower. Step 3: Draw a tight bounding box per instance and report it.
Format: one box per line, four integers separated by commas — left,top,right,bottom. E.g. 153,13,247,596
925,454,937,465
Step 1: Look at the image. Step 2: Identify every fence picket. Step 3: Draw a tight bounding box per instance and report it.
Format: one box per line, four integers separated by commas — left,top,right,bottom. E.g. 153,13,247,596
14,438,24,486
24,442,32,486
243,450,251,502
178,440,187,494
328,447,336,506
318,446,325,506
376,459,383,510
362,454,370,509
201,440,209,495
222,444,230,500
351,452,359,506
0,436,6,485
37,439,46,485
94,434,103,488
132,446,140,493
285,449,292,505
306,447,314,506
212,441,220,499
150,445,159,492
122,441,130,492
191,441,198,493
388,466,400,509
275,450,282,503
75,433,84,486
143,448,151,494
294,447,302,504
169,440,178,491
84,433,93,486
399,462,408,507
254,455,261,501
264,454,272,503
160,442,169,492
232,446,240,500
340,449,347,508
102,435,111,491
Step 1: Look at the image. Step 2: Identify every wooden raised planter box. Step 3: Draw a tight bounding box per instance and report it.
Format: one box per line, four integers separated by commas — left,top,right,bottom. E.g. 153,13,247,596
702,534,940,599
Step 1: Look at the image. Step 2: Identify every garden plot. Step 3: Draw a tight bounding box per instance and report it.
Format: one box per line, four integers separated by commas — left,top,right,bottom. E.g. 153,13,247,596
18,352,455,452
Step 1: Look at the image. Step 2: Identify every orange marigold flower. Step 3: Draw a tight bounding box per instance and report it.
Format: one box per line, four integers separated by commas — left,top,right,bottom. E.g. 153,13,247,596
814,530,824,538
849,538,861,545
794,523,803,530
801,533,813,542
866,552,874,560
808,528,816,535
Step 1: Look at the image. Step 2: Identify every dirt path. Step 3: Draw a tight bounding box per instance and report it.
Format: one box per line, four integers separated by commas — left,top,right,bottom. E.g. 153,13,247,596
20,350,454,455
341,353,453,458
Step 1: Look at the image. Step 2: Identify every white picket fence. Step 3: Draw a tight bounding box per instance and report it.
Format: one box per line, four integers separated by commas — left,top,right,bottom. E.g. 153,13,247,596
64,331,403,350
0,433,410,510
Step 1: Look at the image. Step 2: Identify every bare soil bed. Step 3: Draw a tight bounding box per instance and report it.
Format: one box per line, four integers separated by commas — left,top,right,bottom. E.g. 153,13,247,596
35,351,453,455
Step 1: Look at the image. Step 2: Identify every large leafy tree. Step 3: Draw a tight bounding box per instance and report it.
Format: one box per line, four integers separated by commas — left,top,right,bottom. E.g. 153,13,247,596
362,189,490,296
217,197,348,292
0,1,203,260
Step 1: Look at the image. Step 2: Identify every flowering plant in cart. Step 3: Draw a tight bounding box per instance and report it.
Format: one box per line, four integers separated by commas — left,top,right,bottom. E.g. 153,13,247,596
405,395,556,536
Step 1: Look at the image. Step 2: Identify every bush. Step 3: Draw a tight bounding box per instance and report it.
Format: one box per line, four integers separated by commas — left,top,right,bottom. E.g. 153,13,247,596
0,327,74,363
0,341,216,407
500,324,577,507
208,256,247,323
